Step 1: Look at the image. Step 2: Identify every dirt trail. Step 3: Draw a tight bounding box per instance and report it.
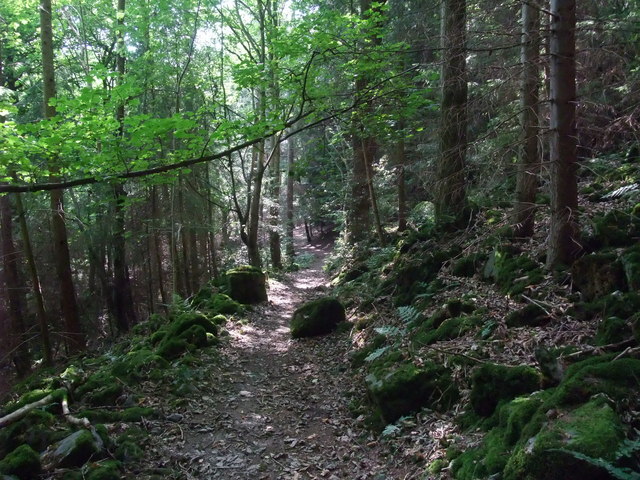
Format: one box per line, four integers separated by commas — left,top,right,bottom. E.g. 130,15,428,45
146,236,410,479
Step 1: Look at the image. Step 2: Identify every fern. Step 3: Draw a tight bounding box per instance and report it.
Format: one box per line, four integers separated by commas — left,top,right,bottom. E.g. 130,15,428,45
374,326,405,337
397,306,421,324
364,346,390,363
553,450,640,480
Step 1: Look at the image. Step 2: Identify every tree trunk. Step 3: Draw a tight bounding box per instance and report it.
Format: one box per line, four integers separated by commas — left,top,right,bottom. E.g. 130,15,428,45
269,138,283,269
547,0,580,268
0,195,30,376
513,0,541,238
436,0,468,228
15,193,52,366
285,138,295,258
40,0,85,353
112,185,137,332
393,134,407,232
246,144,265,269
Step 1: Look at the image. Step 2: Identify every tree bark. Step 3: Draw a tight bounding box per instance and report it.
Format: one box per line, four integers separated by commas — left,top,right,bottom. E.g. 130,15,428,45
436,0,468,229
15,194,52,366
0,195,30,376
547,0,581,267
285,138,295,258
268,138,283,269
40,0,85,353
513,0,541,238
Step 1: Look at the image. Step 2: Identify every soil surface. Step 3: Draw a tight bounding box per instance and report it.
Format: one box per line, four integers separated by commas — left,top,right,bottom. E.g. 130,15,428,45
144,236,412,479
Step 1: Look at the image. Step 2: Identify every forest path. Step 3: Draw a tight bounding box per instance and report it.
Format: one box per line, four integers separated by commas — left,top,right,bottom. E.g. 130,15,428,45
147,233,410,479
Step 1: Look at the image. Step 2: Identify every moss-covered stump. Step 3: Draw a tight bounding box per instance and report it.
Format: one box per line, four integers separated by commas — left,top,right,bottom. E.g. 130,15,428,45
571,252,626,301
366,361,459,424
41,429,103,469
226,266,268,304
0,445,41,479
505,304,551,328
470,364,542,417
290,297,346,338
503,398,624,480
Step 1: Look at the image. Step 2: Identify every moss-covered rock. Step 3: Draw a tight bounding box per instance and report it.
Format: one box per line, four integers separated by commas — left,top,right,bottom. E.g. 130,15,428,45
290,297,346,338
505,304,551,328
414,315,482,346
41,429,103,469
589,209,640,249
110,349,169,383
571,252,626,301
0,410,57,456
157,338,193,360
483,248,543,295
503,398,624,480
0,445,41,479
226,266,268,304
192,288,243,315
452,253,487,277
552,355,640,405
366,360,458,424
85,460,122,480
470,364,542,417
571,291,640,322
594,316,633,346
120,406,156,422
621,244,640,290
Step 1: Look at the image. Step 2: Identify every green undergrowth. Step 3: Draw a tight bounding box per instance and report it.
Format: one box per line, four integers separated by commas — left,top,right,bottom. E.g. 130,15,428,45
0,279,244,479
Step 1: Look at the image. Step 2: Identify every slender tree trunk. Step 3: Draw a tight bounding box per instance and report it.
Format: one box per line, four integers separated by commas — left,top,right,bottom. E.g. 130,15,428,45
362,140,385,245
151,187,167,306
41,0,84,352
0,196,30,376
15,194,52,366
436,0,468,228
269,138,283,269
547,0,580,267
513,0,541,238
393,132,407,232
247,145,265,268
285,138,295,258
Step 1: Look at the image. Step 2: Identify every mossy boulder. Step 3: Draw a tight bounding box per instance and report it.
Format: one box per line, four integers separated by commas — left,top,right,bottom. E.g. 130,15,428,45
111,349,169,382
594,316,633,346
0,410,57,456
452,253,487,277
483,247,543,295
290,297,346,338
571,291,640,322
470,364,542,417
85,460,122,480
41,429,103,469
192,289,242,315
414,315,482,346
552,355,640,405
506,304,551,328
571,252,626,301
503,398,624,480
621,244,640,290
226,266,267,304
589,209,640,249
366,360,459,424
0,445,41,479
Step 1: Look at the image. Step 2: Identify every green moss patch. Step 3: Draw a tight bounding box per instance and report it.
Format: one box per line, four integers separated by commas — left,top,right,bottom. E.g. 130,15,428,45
621,244,640,290
0,445,41,479
290,297,346,338
85,460,122,480
594,316,633,346
366,360,458,424
470,364,542,417
111,349,169,383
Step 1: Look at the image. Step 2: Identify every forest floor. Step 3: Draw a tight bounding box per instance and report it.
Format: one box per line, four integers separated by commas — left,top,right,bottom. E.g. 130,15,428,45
140,234,415,480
